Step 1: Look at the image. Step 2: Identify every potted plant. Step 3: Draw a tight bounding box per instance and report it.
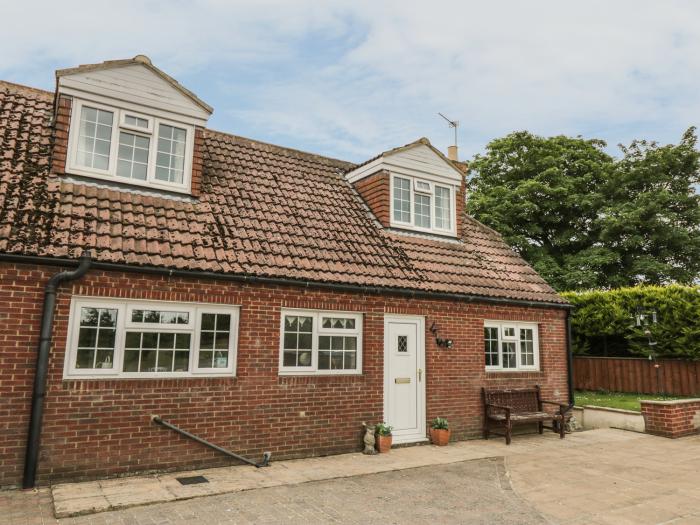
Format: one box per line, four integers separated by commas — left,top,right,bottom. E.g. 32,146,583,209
429,417,450,446
375,422,393,453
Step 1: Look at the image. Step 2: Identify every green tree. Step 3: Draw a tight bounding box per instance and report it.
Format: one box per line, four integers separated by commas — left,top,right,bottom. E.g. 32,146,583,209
469,129,700,290
468,131,617,290
599,128,700,287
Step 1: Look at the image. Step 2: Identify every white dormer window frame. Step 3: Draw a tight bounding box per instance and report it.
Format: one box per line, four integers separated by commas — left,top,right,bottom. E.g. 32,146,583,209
390,174,457,236
120,111,154,133
414,179,433,194
66,98,195,194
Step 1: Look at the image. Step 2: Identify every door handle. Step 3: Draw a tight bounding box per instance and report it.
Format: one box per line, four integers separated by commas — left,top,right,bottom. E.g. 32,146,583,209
418,368,422,382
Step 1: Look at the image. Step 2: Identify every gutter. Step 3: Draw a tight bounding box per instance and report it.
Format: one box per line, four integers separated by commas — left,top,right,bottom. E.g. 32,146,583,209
22,254,92,489
0,253,572,311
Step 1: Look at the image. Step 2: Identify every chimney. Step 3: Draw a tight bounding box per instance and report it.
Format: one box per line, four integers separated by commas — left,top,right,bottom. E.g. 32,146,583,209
447,145,458,161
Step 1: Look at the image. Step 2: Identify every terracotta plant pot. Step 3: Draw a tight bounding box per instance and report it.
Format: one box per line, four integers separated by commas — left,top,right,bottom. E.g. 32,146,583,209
430,428,450,446
376,434,393,453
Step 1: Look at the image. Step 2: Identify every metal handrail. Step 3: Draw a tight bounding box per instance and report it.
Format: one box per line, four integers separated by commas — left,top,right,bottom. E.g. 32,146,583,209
152,416,271,468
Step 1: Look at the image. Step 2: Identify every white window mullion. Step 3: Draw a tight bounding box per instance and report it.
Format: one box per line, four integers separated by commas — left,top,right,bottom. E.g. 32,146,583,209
497,328,504,371
311,313,319,371
114,303,127,374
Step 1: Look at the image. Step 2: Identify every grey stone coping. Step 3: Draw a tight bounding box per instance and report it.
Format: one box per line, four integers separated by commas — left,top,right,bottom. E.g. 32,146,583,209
579,405,643,415
640,398,700,406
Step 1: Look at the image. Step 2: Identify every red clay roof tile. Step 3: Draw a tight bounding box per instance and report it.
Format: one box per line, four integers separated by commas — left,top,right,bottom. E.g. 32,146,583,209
0,80,564,304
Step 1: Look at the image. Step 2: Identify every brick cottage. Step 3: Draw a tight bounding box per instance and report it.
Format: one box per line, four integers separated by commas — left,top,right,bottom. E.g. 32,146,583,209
0,56,572,488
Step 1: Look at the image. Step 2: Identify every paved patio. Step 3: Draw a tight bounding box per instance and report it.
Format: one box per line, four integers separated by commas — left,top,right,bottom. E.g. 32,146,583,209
3,428,700,524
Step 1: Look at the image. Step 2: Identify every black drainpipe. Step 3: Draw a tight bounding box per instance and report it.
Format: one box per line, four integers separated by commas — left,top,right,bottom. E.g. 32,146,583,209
22,254,92,489
565,309,575,407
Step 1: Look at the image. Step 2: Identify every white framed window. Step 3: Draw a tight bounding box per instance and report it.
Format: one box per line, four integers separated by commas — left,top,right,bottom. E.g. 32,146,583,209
64,297,239,379
155,123,187,184
66,99,194,193
76,106,113,171
393,176,411,224
391,175,456,235
434,185,452,230
279,309,363,375
484,321,540,371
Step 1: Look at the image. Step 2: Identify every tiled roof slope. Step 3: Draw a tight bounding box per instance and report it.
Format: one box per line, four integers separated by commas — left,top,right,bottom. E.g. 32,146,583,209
0,81,565,304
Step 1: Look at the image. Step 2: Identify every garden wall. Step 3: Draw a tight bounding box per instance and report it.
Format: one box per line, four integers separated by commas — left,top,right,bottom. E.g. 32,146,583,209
574,356,700,396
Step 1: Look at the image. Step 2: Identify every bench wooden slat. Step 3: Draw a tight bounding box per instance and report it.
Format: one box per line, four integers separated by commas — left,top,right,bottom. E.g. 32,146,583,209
482,385,570,445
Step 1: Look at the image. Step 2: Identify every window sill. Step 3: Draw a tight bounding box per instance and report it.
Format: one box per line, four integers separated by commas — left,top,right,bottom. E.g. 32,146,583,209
278,371,363,377
63,373,236,380
278,374,365,384
64,166,191,195
59,376,238,391
485,370,545,379
485,369,541,373
388,223,457,238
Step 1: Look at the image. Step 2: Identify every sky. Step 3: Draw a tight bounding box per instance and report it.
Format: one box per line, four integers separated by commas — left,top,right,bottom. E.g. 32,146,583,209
2,1,700,163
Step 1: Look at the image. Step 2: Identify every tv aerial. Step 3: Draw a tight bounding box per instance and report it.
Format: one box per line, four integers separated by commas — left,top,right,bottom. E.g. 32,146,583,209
438,112,459,146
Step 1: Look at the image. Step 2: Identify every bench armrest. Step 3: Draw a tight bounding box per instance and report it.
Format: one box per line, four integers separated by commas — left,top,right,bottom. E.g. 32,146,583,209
541,399,572,414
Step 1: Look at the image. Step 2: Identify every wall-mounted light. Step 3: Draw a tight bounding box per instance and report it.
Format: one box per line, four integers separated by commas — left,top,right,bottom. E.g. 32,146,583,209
430,322,453,349
436,337,454,349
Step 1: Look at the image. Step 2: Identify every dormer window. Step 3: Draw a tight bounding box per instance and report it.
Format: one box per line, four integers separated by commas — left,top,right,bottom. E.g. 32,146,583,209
67,99,194,192
56,55,213,196
391,174,456,235
347,138,463,238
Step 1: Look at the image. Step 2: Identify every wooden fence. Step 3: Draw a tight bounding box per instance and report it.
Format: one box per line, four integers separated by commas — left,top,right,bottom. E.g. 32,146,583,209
573,356,700,396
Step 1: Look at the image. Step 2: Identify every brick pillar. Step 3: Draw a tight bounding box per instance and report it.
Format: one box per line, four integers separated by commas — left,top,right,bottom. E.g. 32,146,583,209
641,399,700,438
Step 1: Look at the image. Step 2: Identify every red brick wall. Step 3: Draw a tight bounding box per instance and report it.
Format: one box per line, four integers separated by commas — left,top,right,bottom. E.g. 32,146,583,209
353,171,390,227
641,399,700,438
51,95,72,175
191,127,205,197
0,261,569,487
456,171,467,238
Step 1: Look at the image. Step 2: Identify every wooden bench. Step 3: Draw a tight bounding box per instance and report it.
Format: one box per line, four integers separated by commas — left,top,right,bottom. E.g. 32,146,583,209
482,386,571,445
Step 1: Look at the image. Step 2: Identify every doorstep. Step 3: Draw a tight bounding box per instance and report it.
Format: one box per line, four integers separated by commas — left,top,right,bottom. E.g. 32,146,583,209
51,431,577,518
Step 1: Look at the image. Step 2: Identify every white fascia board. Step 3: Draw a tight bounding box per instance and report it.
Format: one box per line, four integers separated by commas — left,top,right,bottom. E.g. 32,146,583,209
345,157,385,183
346,146,463,185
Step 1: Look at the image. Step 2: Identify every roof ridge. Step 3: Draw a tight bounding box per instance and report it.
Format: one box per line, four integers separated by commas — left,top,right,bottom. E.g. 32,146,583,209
0,80,53,99
204,127,356,170
0,78,353,170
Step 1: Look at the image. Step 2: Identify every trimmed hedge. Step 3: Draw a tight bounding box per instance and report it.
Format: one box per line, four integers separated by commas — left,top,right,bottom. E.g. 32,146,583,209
562,285,700,359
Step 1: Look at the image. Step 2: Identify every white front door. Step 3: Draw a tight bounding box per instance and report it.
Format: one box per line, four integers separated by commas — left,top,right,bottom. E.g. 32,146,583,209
384,315,426,444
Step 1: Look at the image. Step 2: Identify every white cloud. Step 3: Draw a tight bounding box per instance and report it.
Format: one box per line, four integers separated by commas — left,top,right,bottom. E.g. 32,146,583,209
2,1,700,161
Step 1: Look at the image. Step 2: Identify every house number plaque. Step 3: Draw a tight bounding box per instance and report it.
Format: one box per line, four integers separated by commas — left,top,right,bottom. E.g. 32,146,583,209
394,377,411,384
